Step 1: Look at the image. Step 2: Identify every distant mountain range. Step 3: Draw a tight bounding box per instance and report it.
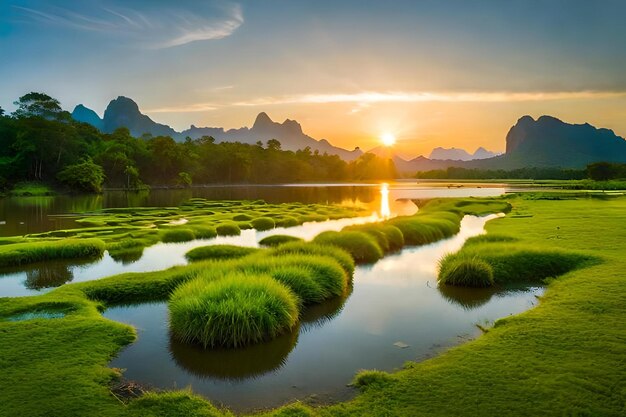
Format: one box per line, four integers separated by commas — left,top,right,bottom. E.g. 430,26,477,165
72,97,626,173
72,97,363,161
428,147,499,161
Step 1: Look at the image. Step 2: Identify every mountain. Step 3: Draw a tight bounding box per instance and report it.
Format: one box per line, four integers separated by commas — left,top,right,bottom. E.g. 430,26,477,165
102,96,177,137
428,146,498,161
73,98,363,161
71,104,103,130
397,115,626,173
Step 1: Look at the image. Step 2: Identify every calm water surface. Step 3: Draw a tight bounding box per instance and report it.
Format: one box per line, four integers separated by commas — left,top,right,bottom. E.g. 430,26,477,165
103,215,543,412
0,183,507,297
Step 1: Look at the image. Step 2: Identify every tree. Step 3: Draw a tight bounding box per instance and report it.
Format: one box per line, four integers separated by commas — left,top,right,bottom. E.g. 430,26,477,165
12,92,63,120
57,159,105,193
0,106,4,117
267,139,282,151
177,172,192,187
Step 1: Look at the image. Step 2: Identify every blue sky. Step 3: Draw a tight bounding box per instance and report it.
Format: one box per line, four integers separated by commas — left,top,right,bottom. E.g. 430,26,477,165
2,0,626,155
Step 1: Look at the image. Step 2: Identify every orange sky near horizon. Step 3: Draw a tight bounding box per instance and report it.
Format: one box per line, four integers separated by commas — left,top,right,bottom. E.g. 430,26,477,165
145,93,626,159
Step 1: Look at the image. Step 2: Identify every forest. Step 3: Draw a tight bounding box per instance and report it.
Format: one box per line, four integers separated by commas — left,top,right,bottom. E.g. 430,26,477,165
415,164,626,181
0,93,397,193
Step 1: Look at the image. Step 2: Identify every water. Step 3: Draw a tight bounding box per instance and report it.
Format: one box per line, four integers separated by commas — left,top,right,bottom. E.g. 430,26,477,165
103,215,543,412
0,183,507,297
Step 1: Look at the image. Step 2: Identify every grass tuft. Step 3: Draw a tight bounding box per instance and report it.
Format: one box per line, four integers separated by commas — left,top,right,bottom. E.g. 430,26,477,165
251,217,276,231
438,255,495,287
185,245,260,262
215,222,241,236
269,241,356,275
258,235,303,247
169,272,299,348
0,239,105,267
160,228,196,243
314,231,383,264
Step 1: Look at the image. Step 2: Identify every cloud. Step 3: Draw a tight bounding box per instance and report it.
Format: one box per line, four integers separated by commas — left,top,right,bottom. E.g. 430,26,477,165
231,90,626,107
14,2,243,49
144,89,626,114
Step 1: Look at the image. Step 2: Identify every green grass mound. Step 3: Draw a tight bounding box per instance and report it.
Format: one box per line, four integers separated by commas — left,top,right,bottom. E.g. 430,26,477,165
438,256,495,287
251,217,276,231
351,370,395,390
232,214,253,221
160,228,195,243
269,241,356,275
259,234,303,247
169,272,299,348
235,255,348,303
388,215,459,246
314,230,383,264
0,238,105,267
275,216,300,227
189,226,217,240
344,224,405,253
185,245,260,262
463,233,517,246
215,222,241,236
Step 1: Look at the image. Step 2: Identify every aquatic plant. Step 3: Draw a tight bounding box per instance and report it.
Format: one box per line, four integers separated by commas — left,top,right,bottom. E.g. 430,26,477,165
160,228,195,243
185,245,260,262
188,226,218,240
270,241,355,275
258,234,303,247
314,230,383,264
215,222,241,236
251,217,276,231
169,272,299,348
438,255,495,287
0,239,105,267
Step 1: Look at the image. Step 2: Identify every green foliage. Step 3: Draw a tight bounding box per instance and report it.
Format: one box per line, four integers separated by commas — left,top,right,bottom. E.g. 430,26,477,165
416,166,587,180
438,256,495,287
314,230,383,264
169,273,299,348
586,162,626,181
259,234,304,247
177,172,192,187
57,159,105,193
251,217,276,231
160,228,196,243
215,222,241,236
0,238,105,267
185,245,260,262
8,182,55,196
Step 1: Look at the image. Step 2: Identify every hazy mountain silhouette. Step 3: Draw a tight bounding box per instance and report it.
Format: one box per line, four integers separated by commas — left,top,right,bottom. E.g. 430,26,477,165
71,104,103,131
396,115,626,172
72,98,363,160
428,147,498,161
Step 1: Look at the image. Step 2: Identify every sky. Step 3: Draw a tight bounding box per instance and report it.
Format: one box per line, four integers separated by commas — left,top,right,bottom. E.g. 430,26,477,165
2,0,626,158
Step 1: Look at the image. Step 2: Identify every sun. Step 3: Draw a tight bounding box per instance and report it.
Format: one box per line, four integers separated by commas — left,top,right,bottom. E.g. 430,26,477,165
380,132,396,147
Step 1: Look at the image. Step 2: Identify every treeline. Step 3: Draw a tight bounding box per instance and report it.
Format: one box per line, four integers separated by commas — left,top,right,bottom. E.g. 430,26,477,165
416,166,595,180
0,93,396,193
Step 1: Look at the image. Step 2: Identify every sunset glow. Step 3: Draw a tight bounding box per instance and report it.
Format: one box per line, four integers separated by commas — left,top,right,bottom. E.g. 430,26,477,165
381,133,397,147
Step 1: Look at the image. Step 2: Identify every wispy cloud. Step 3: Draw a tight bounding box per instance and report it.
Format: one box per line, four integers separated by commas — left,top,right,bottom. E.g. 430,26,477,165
232,90,626,107
14,2,243,49
145,90,626,113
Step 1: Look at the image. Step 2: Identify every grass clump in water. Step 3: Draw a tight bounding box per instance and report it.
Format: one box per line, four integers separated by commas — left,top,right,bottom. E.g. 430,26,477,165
169,272,299,348
251,217,276,231
314,230,383,264
185,245,260,262
189,225,217,240
215,222,241,236
351,370,395,390
259,235,303,247
269,241,355,275
160,228,195,243
438,255,495,287
0,238,105,267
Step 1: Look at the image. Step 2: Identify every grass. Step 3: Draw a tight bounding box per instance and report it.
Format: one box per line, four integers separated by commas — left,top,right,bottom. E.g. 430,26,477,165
437,256,495,287
269,242,356,276
250,217,276,231
2,195,624,416
235,254,349,304
215,222,241,236
314,230,384,264
169,272,299,348
160,228,196,243
0,238,105,267
259,234,303,247
185,245,260,262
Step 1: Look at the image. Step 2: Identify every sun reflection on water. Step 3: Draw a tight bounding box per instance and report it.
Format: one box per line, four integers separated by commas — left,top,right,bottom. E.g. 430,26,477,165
380,183,391,218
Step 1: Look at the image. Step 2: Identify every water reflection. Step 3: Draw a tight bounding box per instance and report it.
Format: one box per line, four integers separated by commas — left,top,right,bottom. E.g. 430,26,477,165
380,183,391,219
103,215,543,412
169,325,301,381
